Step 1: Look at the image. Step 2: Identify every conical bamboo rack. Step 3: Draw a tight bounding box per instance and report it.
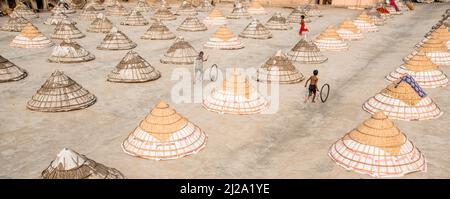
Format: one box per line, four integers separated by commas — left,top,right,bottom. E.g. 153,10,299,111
175,1,198,16
203,8,228,25
152,5,177,21
387,50,448,88
121,10,149,26
265,12,292,30
197,0,214,12
51,19,85,40
52,4,76,14
363,75,442,121
160,37,198,64
367,10,386,26
87,13,113,33
85,0,105,11
353,12,379,32
12,4,39,19
41,148,125,179
78,5,99,21
202,71,268,114
48,39,95,63
27,70,97,112
336,18,363,41
10,23,54,48
97,27,137,50
45,11,76,25
134,0,152,13
329,112,427,178
0,55,28,83
204,25,245,50
287,38,328,64
257,50,304,84
141,20,176,40
108,50,161,83
315,26,349,51
122,101,207,160
177,16,208,32
247,0,267,15
239,19,272,40
413,34,450,66
227,3,251,19
106,2,130,16
1,15,29,32
287,7,311,23
303,4,322,17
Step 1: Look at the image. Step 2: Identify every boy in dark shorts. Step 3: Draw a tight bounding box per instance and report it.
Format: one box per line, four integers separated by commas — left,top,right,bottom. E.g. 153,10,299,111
304,70,319,103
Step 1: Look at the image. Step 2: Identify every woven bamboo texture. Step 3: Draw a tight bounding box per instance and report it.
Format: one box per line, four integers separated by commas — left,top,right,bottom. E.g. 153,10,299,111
45,11,76,25
247,0,266,15
177,16,207,32
10,23,54,49
1,15,28,32
257,50,304,84
122,101,207,160
134,0,152,13
27,70,97,112
161,37,198,64
265,12,292,30
387,50,448,88
239,19,272,40
48,39,95,63
78,6,99,21
328,112,427,178
204,25,244,50
108,50,161,83
203,8,228,25
203,72,268,114
85,0,105,11
52,4,76,14
175,1,198,16
315,26,349,51
121,10,149,26
353,12,379,33
152,5,177,21
97,27,137,50
13,5,39,19
227,3,251,19
87,14,113,33
302,4,322,17
106,2,130,16
141,20,176,40
197,0,214,12
0,55,28,83
287,38,328,64
287,7,311,23
51,20,85,40
104,0,117,7
41,148,125,179
336,18,363,41
362,75,442,121
413,35,450,66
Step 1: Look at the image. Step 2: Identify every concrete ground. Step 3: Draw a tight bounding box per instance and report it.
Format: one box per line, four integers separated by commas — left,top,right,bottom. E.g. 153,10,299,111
0,3,449,179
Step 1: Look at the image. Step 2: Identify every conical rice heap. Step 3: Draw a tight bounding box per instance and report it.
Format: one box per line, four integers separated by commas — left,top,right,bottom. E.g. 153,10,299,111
51,19,85,40
203,8,228,25
0,55,28,83
41,148,125,179
197,0,214,12
1,14,29,32
106,1,130,16
175,1,197,16
161,37,197,64
413,34,450,66
27,70,97,112
97,27,137,50
152,5,177,21
10,23,54,48
177,16,207,32
204,25,245,50
265,12,292,30
13,4,38,19
48,39,95,63
287,38,328,64
121,10,149,26
78,5,99,21
227,2,251,19
141,20,176,40
314,26,349,51
368,8,386,26
87,13,113,33
353,12,379,32
52,4,76,14
85,0,105,11
134,0,152,13
44,11,76,25
336,18,364,41
387,50,449,88
108,50,161,83
287,7,311,23
328,112,427,178
239,19,272,39
362,75,442,121
257,50,304,84
203,71,268,114
247,0,267,15
122,101,207,160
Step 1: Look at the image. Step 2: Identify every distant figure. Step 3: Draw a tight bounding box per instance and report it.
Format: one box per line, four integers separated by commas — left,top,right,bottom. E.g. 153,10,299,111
299,15,309,37
389,0,400,12
194,51,208,83
304,70,319,103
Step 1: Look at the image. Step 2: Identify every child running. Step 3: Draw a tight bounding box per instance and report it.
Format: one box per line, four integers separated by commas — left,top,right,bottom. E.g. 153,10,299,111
304,69,319,103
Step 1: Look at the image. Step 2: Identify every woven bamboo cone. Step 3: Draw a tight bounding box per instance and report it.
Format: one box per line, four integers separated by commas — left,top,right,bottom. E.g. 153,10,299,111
97,27,137,50
108,50,161,83
265,12,292,30
134,0,152,13
257,50,304,84
106,1,130,16
287,38,328,64
336,18,363,41
247,0,267,15
121,10,149,26
141,20,176,40
314,26,349,51
204,25,245,50
10,23,54,49
122,101,207,160
48,39,95,63
0,55,28,83
1,15,29,32
160,37,198,64
287,7,311,23
203,7,228,25
51,19,85,40
353,11,379,33
175,1,198,16
78,6,100,21
413,34,450,66
177,16,207,32
227,2,251,19
45,11,76,26
239,19,272,40
152,5,177,21
87,13,113,33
